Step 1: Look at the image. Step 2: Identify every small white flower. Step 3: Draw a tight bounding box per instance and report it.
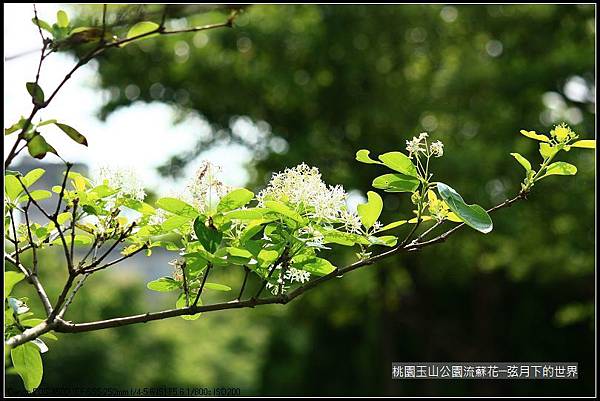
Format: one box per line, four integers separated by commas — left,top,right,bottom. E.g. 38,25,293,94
430,140,444,157
372,221,383,231
8,298,29,315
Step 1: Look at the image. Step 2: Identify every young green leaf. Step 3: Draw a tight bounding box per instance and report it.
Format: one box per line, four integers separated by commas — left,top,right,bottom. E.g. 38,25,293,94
357,191,383,230
217,188,254,213
147,277,182,292
378,151,418,177
11,342,43,393
437,182,493,234
125,21,160,44
372,173,420,193
509,152,532,172
56,10,69,28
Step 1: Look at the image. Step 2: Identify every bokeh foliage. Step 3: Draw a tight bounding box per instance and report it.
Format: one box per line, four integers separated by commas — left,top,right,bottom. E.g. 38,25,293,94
7,4,595,396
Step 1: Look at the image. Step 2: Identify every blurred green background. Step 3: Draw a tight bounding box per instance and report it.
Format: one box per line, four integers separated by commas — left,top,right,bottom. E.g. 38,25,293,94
5,4,595,396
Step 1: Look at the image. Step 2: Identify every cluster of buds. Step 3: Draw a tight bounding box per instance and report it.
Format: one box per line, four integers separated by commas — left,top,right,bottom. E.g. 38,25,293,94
550,123,578,145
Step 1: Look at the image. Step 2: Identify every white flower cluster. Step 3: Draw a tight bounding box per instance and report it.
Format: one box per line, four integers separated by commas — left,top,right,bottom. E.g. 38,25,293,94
183,161,232,214
257,163,359,227
430,140,444,157
266,266,312,295
405,132,444,159
406,132,429,156
95,166,146,201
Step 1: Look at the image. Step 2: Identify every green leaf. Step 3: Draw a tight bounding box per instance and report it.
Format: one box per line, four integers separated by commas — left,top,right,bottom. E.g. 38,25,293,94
372,173,420,193
22,168,45,187
204,283,232,291
26,82,44,104
147,277,181,292
368,235,397,247
378,151,418,177
52,234,94,246
571,139,595,149
17,190,52,204
5,271,26,296
20,318,44,328
541,162,577,178
176,293,202,320
221,208,268,222
520,129,550,142
510,152,532,172
321,228,369,246
437,182,493,234
257,248,280,268
217,188,254,213
355,149,381,164
122,198,155,215
379,220,407,231
37,119,57,127
291,255,335,276
539,143,558,159
11,342,43,393
156,197,199,218
225,247,254,265
54,123,88,146
31,18,53,34
5,118,26,135
125,21,159,44
161,215,194,231
5,175,23,201
193,217,222,253
264,200,306,226
56,10,69,28
27,134,57,159
356,191,383,229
